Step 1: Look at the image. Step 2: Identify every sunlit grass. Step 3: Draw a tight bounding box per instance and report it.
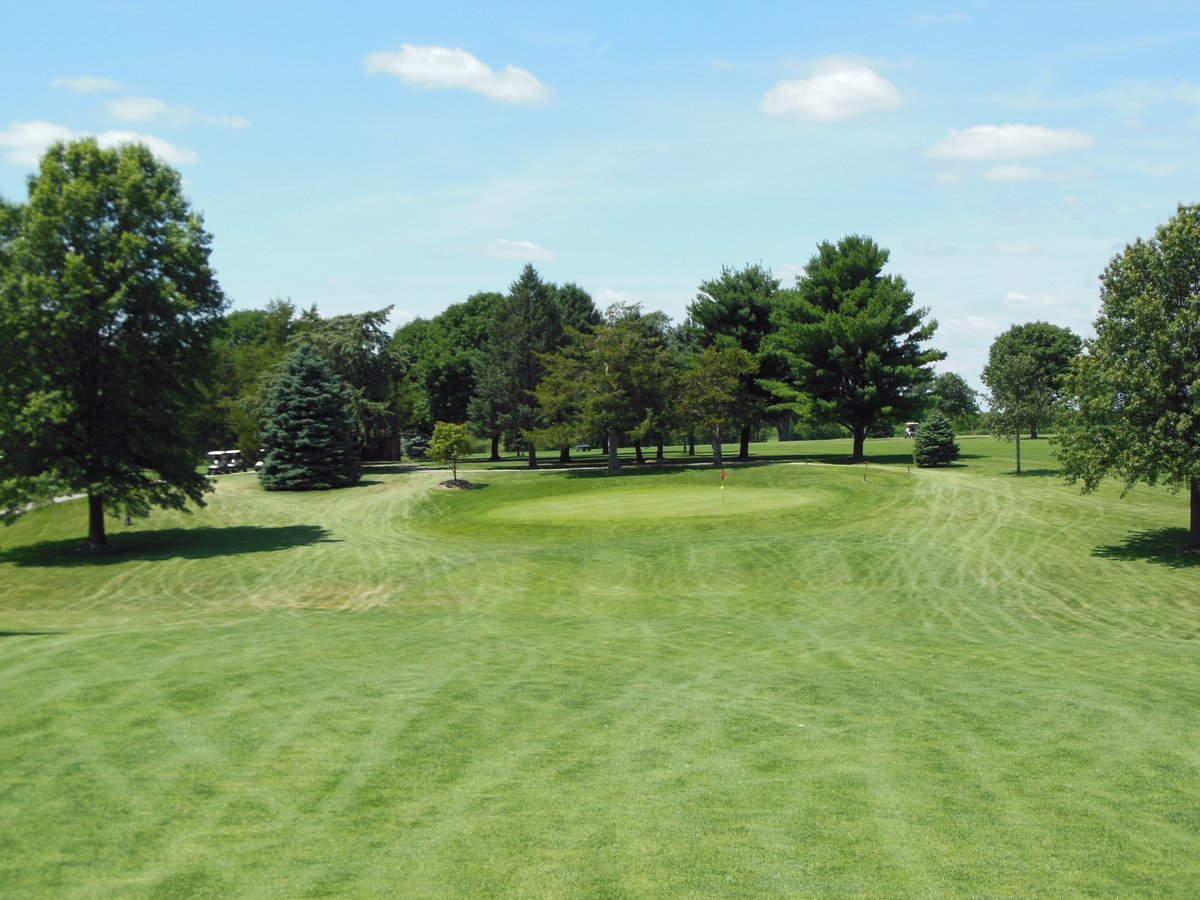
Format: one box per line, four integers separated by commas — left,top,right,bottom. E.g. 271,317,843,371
2,436,1198,896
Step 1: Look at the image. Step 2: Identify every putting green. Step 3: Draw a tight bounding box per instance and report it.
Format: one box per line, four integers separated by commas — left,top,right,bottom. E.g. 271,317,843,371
483,484,820,523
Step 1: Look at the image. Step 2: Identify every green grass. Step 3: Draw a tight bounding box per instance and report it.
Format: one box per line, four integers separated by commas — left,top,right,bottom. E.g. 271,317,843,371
2,436,1198,896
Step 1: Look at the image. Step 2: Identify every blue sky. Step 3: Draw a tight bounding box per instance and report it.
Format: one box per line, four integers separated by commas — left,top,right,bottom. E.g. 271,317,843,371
3,1,1199,389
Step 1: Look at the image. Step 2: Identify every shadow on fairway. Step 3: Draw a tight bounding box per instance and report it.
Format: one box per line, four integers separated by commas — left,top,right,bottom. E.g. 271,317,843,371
0,630,61,637
1003,468,1060,478
0,524,338,568
1093,527,1200,568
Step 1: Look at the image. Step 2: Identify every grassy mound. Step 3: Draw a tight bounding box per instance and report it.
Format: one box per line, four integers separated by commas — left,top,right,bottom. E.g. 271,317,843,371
1,436,1198,895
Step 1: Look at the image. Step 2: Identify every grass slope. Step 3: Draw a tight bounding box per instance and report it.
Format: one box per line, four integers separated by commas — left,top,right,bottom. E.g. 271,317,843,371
1,436,1198,896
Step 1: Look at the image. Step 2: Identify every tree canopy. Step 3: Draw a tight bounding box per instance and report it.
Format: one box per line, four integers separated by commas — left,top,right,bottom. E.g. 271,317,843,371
927,371,980,432
688,263,782,458
982,321,1081,438
1057,204,1200,548
0,139,226,549
768,235,944,461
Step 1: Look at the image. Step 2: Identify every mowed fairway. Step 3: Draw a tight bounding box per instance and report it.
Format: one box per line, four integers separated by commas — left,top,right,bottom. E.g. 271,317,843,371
2,437,1198,896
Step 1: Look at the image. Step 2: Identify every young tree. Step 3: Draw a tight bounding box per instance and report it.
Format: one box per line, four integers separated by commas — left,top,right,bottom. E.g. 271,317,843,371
258,344,361,491
769,235,944,461
0,139,226,549
1057,204,1200,548
982,321,1081,438
913,410,959,467
428,421,476,484
688,263,782,459
983,353,1042,475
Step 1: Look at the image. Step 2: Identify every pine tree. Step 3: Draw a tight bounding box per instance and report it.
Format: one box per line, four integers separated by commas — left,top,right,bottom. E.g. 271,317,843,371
258,344,361,490
913,410,959,468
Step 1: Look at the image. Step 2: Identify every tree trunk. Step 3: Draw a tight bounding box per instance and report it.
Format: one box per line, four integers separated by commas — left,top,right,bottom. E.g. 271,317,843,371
1191,480,1200,550
777,412,793,442
851,425,867,462
607,429,621,473
1030,422,1039,440
558,446,571,465
687,431,695,456
634,440,645,465
656,435,665,462
1015,431,1022,475
87,492,107,551
527,442,538,469
489,433,501,462
712,426,724,468
738,425,751,460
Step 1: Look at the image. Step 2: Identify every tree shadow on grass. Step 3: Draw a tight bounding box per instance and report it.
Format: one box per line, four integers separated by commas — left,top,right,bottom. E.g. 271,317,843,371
0,524,338,568
1003,468,1060,478
1093,527,1200,568
0,630,61,637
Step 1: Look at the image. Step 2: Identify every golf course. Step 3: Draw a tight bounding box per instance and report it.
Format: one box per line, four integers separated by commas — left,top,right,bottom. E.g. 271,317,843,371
2,436,1197,896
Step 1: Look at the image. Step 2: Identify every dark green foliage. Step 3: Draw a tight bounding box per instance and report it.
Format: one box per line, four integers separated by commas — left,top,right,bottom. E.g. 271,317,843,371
768,235,944,461
1057,203,1200,547
688,263,782,458
469,265,562,467
0,139,226,548
928,372,980,432
913,410,959,467
258,345,360,491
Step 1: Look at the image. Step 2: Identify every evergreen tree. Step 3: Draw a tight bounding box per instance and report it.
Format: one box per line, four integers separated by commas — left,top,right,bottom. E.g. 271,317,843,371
913,410,959,467
258,344,360,490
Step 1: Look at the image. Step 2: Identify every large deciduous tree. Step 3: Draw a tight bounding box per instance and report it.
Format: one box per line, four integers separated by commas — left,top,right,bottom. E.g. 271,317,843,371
982,321,1081,438
688,263,781,459
677,346,758,469
0,139,226,550
769,235,944,461
1057,204,1200,548
258,344,361,491
927,371,980,432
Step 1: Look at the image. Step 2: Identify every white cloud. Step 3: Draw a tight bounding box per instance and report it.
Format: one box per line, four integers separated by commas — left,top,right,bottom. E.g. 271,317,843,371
982,163,1091,182
597,288,638,307
51,75,122,93
364,44,550,104
773,263,807,282
107,96,250,129
760,57,903,123
927,124,1094,160
0,120,197,167
996,240,1037,255
0,120,77,165
487,238,556,261
943,315,1003,335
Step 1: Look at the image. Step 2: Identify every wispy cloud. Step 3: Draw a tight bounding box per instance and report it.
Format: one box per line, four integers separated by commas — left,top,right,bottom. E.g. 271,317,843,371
982,163,1091,182
927,124,1094,160
50,74,123,93
760,57,903,123
107,96,250,129
487,238,556,261
0,120,197,167
1003,289,1068,308
364,44,550,104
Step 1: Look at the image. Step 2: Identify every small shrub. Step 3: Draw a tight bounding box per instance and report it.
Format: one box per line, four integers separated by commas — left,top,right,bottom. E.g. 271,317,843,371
913,410,959,468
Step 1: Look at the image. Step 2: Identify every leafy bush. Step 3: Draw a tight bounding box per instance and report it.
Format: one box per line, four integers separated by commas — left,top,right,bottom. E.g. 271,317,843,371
913,410,959,468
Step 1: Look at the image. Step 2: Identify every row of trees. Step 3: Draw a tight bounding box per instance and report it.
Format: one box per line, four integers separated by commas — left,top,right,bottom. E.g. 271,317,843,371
4,140,1200,547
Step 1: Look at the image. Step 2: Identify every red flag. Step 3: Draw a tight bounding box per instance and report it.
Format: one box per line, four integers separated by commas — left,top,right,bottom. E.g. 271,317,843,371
721,469,726,480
